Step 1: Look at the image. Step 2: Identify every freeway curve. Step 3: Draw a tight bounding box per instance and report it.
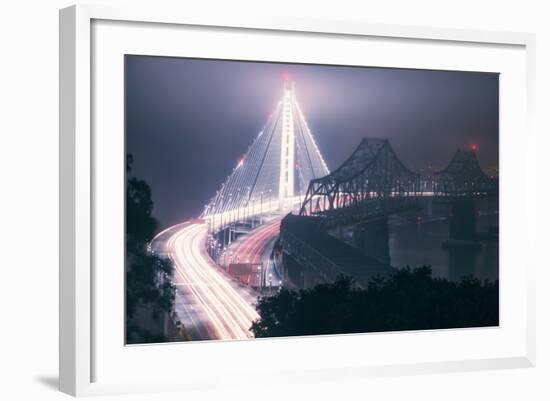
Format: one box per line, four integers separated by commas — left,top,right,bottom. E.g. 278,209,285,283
225,219,281,266
222,219,283,290
151,221,259,341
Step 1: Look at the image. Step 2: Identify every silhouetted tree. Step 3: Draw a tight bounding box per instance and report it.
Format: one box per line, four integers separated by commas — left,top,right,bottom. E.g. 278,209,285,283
251,266,498,338
126,154,157,247
126,154,175,344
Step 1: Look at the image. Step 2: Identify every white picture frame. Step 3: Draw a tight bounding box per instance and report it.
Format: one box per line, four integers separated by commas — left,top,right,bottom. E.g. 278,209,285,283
59,4,536,397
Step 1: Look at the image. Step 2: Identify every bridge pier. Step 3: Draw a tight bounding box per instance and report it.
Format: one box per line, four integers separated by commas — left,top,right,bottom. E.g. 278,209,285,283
443,199,482,249
449,200,476,241
487,194,499,238
353,216,391,265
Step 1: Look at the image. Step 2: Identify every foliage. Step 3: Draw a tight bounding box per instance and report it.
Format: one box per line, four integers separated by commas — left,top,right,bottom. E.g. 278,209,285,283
126,251,174,319
251,266,498,338
126,154,157,248
126,154,175,343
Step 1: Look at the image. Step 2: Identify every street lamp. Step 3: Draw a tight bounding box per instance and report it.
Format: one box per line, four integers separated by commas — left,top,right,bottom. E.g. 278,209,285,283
257,264,262,293
250,198,255,228
228,251,233,270
260,191,264,222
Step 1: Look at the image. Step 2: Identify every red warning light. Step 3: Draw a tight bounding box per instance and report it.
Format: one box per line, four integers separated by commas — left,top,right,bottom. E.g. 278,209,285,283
282,72,291,81
471,144,478,151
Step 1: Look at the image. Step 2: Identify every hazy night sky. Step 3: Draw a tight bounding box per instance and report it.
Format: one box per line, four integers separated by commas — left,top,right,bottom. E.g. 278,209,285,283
126,56,499,230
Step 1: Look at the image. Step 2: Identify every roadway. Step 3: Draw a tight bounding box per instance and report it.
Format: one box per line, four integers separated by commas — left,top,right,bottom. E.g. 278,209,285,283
151,221,260,341
224,219,280,265
222,218,283,289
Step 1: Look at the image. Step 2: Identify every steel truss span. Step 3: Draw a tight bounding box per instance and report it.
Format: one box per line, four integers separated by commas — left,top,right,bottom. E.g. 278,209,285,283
299,138,497,218
434,149,498,197
299,138,420,216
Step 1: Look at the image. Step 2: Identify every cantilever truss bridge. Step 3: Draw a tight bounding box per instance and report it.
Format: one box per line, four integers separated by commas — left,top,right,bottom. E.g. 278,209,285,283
299,138,497,226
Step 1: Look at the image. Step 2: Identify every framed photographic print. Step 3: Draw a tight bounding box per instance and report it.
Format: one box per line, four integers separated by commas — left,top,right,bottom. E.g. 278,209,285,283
59,4,536,396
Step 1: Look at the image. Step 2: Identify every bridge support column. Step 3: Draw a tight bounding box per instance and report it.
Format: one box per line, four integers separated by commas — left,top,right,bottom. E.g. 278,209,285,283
449,199,476,241
353,216,390,265
487,194,499,238
442,199,482,250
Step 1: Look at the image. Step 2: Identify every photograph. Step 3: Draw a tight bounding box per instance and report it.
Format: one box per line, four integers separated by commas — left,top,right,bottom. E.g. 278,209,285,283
124,55,499,344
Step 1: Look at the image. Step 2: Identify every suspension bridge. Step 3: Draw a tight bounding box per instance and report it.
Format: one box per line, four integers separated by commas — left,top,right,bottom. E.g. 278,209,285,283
151,80,498,341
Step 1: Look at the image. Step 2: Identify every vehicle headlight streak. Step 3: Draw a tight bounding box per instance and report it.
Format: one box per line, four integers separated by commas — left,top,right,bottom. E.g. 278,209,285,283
229,220,281,265
167,223,260,340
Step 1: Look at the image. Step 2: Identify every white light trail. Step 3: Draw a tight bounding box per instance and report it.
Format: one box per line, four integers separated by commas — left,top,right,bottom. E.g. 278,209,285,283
205,195,303,231
167,223,260,340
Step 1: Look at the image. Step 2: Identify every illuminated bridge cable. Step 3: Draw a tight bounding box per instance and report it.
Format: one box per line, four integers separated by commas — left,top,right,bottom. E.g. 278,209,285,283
202,81,329,223
246,105,282,205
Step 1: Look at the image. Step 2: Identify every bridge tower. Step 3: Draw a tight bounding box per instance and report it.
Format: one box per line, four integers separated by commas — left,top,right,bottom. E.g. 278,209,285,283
202,80,329,227
279,80,296,205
